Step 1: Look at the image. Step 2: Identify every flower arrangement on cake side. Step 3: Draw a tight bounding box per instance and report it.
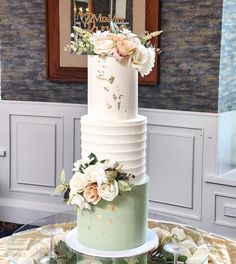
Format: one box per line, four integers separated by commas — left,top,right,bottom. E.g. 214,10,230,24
55,153,135,210
65,23,162,76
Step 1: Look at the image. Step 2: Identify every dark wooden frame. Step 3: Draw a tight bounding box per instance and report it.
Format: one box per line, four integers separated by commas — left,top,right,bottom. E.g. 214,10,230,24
45,0,160,84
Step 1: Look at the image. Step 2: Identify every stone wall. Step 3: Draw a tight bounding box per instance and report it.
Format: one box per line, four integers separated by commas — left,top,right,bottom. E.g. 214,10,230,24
0,0,223,112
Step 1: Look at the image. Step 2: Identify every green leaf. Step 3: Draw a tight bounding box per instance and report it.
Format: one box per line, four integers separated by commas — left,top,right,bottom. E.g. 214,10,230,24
178,255,188,262
48,258,57,264
63,187,70,201
55,240,80,264
162,247,188,262
88,153,98,165
51,184,66,196
60,169,66,184
118,180,132,192
106,170,117,181
55,241,68,255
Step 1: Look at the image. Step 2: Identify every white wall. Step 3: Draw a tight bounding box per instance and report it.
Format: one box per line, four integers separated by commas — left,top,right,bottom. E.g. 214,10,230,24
0,101,235,239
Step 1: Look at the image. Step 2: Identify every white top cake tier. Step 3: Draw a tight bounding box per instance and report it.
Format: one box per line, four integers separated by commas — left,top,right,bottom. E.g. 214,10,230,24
88,55,138,121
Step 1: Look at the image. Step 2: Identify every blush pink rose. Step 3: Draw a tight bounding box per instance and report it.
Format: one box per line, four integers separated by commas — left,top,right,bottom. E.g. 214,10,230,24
116,39,136,57
83,184,101,205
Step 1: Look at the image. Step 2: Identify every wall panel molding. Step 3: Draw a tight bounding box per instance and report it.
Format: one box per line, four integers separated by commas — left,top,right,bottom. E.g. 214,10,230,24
10,114,64,195
214,193,236,228
73,118,81,162
147,123,203,220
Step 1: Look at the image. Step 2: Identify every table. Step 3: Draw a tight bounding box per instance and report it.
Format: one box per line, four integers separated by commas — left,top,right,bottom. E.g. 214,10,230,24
1,210,236,264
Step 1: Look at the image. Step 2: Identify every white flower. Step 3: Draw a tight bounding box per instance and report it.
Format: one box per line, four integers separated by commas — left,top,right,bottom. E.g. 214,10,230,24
98,181,119,201
130,45,147,70
186,244,209,264
120,28,137,39
70,193,91,210
153,227,171,238
130,45,155,77
91,31,115,55
70,171,88,193
180,240,197,254
102,159,119,170
171,227,186,241
84,163,108,186
139,47,155,77
73,156,92,172
17,258,34,264
73,160,83,172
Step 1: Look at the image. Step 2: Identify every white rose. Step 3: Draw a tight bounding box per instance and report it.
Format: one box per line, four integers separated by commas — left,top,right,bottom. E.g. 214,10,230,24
186,244,209,264
180,240,197,254
98,181,119,201
70,193,91,210
130,44,147,70
91,31,115,55
70,172,88,193
120,28,137,39
129,36,142,47
171,227,186,241
130,46,155,77
84,163,108,185
139,47,155,77
102,159,119,170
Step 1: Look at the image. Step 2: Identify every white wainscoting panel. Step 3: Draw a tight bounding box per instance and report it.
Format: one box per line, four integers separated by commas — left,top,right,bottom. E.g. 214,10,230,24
215,194,236,228
203,180,236,240
10,115,63,194
147,124,203,220
148,129,193,207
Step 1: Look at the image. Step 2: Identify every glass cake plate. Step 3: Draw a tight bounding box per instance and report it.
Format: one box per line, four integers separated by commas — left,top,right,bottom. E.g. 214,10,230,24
5,210,217,264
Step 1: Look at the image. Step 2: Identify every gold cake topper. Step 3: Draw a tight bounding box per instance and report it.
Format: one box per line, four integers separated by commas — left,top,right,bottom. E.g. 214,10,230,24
76,12,125,32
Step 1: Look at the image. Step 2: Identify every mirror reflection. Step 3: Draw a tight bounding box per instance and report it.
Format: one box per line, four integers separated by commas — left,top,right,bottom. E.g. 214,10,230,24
71,0,133,32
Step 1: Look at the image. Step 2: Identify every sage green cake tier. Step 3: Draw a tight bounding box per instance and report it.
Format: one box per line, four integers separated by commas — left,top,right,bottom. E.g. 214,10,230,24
77,178,149,251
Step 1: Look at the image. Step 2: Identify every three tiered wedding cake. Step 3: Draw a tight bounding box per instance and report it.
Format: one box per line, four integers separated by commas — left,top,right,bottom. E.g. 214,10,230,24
78,55,148,250
57,25,161,252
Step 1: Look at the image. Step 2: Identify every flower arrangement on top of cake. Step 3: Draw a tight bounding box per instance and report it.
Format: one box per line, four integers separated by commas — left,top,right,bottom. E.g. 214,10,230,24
65,23,162,76
55,153,135,210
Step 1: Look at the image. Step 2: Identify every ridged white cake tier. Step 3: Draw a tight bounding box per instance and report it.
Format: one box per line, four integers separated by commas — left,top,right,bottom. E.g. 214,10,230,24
81,115,147,185
88,55,138,121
